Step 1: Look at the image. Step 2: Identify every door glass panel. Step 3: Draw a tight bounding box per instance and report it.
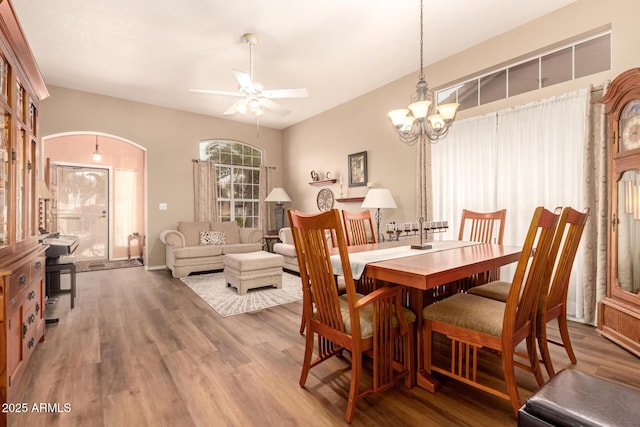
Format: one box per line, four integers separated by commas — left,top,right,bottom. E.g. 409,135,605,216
56,165,109,261
618,169,640,294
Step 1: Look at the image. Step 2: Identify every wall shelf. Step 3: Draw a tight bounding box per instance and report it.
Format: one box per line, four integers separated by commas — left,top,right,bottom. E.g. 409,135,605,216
336,197,365,203
309,179,337,186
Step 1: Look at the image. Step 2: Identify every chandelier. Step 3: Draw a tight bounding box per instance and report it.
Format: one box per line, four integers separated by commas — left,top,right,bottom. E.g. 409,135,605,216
387,0,459,145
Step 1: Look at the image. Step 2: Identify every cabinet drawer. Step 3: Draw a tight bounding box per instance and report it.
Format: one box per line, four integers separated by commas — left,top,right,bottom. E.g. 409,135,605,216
8,263,31,301
31,256,45,278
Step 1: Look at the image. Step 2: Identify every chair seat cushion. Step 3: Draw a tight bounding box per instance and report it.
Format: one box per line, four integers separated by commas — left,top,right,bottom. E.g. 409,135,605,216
467,280,511,302
334,294,416,338
422,293,505,337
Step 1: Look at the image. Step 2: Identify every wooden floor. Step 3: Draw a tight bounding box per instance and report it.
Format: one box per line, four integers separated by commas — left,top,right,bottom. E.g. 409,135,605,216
9,267,640,427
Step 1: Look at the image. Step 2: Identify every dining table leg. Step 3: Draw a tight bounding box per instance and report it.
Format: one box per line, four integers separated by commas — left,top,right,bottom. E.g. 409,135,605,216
409,287,442,393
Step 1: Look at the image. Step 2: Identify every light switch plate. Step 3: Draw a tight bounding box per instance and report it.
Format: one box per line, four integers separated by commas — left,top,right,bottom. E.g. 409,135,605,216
159,203,168,211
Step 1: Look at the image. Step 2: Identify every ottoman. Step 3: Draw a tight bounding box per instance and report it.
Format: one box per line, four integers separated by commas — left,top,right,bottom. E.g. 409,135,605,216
224,251,285,295
518,369,640,426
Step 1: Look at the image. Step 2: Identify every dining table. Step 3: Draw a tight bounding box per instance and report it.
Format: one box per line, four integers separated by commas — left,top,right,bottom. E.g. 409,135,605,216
333,237,522,389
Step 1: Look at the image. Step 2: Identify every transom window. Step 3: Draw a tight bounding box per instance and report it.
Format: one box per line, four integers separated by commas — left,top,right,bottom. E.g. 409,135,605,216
200,140,262,227
436,31,611,112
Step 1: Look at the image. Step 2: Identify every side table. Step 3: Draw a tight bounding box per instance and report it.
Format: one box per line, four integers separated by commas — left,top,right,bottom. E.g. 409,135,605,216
263,234,280,253
128,233,145,262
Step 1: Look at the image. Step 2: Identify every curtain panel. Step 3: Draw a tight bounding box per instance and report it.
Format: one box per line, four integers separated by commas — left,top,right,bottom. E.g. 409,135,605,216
259,164,269,231
432,89,596,323
192,160,219,223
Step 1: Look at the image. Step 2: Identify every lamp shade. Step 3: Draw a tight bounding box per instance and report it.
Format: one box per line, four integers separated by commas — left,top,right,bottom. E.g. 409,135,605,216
264,187,292,203
361,188,397,209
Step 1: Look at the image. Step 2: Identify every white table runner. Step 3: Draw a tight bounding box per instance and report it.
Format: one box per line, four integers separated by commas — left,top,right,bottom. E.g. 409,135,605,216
331,240,481,280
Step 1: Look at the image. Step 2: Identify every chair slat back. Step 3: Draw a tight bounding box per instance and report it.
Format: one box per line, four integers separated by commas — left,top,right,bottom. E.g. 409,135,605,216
342,210,376,245
289,209,358,334
543,207,590,313
504,207,561,335
458,209,507,244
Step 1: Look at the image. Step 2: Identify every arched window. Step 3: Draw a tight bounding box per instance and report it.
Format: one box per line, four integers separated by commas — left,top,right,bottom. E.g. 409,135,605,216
200,140,262,227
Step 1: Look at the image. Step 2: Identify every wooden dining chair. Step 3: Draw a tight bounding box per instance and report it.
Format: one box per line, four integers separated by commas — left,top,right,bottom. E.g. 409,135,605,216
468,207,589,377
420,206,561,415
458,208,507,243
289,208,415,423
342,209,376,245
428,208,507,303
459,208,507,282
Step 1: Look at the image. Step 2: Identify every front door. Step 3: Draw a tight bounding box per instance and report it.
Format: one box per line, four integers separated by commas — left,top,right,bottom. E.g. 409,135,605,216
55,165,109,261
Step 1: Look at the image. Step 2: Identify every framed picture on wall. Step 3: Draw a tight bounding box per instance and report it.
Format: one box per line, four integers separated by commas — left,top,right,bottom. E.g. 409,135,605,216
348,151,367,187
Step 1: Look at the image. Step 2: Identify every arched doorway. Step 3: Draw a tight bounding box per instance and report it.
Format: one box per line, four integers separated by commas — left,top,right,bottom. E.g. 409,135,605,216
42,132,146,263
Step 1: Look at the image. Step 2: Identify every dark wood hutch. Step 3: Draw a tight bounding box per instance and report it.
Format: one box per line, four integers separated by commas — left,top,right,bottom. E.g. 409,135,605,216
0,0,49,424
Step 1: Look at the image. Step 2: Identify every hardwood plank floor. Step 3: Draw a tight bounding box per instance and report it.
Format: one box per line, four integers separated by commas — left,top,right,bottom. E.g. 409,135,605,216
8,267,640,426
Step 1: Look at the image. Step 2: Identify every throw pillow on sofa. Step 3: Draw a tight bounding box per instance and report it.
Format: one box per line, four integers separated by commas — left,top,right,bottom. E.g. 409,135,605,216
179,221,211,246
210,222,240,244
200,230,225,245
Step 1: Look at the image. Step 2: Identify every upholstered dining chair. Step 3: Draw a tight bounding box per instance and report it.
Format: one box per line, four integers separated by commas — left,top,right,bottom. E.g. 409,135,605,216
420,206,561,415
342,209,376,246
289,208,415,423
468,207,589,378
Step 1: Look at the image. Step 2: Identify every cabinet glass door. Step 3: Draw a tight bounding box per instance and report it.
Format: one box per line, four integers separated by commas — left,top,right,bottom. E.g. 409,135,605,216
15,129,25,241
617,169,640,294
0,111,8,246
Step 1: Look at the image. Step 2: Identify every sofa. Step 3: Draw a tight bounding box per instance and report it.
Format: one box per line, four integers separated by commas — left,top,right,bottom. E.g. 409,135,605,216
160,221,263,278
273,227,299,273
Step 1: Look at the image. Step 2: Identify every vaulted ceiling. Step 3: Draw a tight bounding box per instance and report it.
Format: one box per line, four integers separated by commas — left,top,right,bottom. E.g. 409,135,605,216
14,0,577,129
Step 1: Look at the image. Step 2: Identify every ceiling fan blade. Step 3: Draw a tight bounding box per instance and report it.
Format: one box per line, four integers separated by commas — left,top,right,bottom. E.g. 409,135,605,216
261,99,291,116
262,88,309,99
188,89,242,97
232,69,253,88
224,100,246,115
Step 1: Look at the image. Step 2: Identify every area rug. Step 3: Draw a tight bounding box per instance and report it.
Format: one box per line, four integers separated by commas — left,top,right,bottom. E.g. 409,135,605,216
180,271,302,317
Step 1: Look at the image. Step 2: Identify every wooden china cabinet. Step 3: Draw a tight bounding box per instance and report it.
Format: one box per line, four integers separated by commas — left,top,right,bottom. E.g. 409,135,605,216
0,0,49,423
598,68,640,356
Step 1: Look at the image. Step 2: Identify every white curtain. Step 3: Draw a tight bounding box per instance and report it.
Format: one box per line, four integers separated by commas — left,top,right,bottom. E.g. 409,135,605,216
432,112,498,237
433,88,588,321
114,169,137,246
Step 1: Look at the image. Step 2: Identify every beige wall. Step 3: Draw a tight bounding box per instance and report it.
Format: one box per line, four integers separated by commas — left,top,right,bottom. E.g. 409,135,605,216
282,0,639,223
39,86,283,268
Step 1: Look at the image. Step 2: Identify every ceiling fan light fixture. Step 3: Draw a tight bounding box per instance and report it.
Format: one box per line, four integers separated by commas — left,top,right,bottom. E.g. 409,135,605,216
236,101,248,114
249,98,261,112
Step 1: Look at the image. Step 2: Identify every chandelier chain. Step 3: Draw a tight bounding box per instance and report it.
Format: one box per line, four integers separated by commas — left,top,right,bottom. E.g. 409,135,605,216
419,0,424,82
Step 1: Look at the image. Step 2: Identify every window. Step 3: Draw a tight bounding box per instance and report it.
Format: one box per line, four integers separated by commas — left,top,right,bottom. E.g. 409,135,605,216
437,31,611,112
200,140,262,227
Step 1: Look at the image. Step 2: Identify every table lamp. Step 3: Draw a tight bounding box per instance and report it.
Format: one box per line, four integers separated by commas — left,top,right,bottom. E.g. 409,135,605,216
361,188,396,242
265,187,292,233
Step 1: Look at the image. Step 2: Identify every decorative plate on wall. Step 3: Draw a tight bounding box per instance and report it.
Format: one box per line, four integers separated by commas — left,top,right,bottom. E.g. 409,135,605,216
316,188,334,212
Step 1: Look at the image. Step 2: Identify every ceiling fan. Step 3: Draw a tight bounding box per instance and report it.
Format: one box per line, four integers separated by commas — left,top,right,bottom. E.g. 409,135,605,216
189,33,308,117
